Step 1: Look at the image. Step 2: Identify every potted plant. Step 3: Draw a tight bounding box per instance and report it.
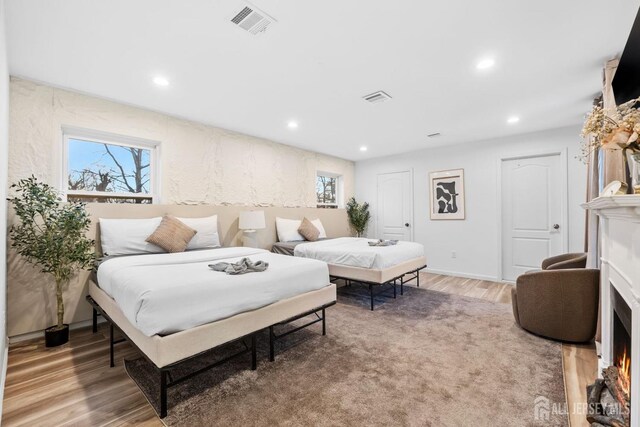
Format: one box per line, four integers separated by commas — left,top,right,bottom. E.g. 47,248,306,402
346,197,370,237
8,176,95,347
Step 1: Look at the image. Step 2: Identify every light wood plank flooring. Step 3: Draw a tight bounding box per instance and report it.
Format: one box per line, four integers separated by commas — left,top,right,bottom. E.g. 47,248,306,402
2,273,597,426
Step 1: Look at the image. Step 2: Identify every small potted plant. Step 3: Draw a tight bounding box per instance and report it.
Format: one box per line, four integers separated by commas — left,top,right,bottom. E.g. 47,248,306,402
346,197,370,237
8,176,95,347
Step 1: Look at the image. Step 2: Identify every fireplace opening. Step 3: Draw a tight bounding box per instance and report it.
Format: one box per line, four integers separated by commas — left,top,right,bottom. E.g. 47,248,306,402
586,286,632,426
613,287,631,400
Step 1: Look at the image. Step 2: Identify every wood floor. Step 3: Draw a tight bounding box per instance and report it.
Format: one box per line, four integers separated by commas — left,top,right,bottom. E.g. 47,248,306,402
2,273,597,427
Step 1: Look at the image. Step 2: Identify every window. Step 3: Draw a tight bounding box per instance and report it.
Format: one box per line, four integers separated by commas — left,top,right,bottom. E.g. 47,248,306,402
63,128,159,203
316,172,342,208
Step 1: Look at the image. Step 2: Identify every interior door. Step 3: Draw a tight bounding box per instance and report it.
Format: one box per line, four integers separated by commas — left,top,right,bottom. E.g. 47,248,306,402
376,171,413,241
501,154,563,281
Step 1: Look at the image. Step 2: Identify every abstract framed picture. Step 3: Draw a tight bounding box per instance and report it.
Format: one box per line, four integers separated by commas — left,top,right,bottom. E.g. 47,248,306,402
429,169,465,220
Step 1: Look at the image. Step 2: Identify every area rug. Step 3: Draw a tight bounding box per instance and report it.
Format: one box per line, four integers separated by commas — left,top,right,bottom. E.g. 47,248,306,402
124,286,568,426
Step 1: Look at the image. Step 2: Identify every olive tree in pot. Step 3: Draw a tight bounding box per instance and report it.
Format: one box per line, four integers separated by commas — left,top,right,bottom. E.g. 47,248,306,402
8,177,95,347
346,197,370,237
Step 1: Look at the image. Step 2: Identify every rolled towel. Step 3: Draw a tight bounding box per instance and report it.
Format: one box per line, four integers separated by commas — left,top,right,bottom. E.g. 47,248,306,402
209,257,269,275
368,239,399,247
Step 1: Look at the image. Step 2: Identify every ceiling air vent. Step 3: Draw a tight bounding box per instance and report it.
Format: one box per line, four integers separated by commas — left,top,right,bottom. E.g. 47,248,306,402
230,3,276,35
363,91,392,103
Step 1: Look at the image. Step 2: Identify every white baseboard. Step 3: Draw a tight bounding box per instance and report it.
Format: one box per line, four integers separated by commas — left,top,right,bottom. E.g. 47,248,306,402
9,318,107,344
425,268,501,283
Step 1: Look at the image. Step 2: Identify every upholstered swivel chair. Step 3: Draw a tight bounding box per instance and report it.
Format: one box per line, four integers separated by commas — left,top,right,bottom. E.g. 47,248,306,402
511,253,599,343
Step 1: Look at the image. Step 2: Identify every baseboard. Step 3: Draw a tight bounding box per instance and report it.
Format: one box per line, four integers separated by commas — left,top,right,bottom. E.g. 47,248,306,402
425,268,501,283
9,317,107,344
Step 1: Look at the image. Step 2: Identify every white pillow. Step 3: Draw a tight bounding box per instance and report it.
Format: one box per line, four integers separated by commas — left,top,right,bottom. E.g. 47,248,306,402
177,215,221,250
276,217,305,242
99,217,163,256
311,219,327,239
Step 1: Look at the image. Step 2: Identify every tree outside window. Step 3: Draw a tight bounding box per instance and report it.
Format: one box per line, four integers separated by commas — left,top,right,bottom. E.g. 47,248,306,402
316,173,341,208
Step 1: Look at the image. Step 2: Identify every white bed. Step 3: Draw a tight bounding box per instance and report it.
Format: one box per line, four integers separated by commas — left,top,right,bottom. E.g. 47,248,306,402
97,247,330,336
89,245,336,418
293,237,424,269
272,237,427,310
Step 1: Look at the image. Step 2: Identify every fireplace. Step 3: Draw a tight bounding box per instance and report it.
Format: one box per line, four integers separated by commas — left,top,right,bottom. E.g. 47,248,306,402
583,196,640,427
587,287,633,426
613,287,632,400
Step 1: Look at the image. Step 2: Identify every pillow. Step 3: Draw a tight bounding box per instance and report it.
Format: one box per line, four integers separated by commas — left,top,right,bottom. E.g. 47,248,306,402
298,217,320,241
177,215,221,250
311,218,327,239
146,216,197,253
99,217,163,256
275,217,305,242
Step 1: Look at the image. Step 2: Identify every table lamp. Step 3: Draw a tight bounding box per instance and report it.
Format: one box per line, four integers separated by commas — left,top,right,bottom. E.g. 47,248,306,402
238,210,266,247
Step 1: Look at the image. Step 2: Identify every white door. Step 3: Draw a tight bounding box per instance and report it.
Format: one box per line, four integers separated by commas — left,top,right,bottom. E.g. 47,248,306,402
377,171,413,241
501,154,564,281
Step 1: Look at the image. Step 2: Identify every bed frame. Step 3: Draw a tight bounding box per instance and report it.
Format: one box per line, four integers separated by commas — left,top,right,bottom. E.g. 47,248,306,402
87,281,336,418
326,256,427,310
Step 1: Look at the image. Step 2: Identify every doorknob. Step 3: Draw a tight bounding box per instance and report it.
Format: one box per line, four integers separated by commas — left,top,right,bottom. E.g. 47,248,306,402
405,223,410,227
553,224,560,230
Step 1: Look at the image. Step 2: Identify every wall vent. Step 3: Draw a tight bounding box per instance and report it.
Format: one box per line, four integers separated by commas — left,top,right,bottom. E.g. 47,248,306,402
427,132,441,138
230,3,276,35
363,91,392,103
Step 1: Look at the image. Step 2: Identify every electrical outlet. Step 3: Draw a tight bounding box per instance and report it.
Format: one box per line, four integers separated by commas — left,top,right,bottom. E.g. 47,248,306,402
451,250,457,259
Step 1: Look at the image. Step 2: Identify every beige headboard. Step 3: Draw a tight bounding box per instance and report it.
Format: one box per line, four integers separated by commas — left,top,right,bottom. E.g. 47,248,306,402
7,204,351,338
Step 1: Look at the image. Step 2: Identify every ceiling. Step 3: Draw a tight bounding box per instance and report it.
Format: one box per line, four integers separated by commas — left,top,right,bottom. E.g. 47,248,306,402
5,0,640,161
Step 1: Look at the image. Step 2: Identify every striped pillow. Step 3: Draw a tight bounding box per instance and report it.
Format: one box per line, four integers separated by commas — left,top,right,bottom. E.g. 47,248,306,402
146,215,197,253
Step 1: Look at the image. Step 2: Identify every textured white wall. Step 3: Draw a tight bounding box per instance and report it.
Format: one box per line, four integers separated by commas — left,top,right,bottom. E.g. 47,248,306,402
355,126,587,281
8,78,354,206
0,0,9,413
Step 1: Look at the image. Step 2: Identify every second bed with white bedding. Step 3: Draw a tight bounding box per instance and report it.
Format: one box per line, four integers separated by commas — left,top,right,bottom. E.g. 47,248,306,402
293,237,425,269
97,247,330,337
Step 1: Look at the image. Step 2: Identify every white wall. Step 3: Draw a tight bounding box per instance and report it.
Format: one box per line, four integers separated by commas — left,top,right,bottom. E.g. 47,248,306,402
355,125,587,281
0,0,10,415
9,78,354,208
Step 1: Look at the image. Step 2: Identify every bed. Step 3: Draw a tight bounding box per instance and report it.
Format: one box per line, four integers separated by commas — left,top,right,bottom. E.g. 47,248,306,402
272,237,427,310
88,246,336,418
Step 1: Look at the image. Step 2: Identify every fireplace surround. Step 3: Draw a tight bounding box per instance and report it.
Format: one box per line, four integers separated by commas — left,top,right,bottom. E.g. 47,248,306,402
584,196,640,427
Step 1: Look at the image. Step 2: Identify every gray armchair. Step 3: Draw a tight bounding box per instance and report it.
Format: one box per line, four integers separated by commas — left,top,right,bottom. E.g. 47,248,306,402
511,253,599,343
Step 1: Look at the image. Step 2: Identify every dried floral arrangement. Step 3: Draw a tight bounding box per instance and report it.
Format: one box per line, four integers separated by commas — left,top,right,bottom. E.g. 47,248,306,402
580,96,640,162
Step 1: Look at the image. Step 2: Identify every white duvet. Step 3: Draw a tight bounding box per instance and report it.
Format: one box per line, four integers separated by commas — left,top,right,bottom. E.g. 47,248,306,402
97,247,330,337
293,237,425,269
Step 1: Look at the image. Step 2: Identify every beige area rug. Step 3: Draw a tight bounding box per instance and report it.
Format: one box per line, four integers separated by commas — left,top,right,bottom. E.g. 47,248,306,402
125,286,567,426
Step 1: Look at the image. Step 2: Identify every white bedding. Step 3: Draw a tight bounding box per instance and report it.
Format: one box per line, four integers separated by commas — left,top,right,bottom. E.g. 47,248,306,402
97,247,330,337
293,237,425,269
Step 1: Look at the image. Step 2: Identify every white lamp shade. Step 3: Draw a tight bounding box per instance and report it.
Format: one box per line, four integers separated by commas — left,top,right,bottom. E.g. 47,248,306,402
239,210,266,230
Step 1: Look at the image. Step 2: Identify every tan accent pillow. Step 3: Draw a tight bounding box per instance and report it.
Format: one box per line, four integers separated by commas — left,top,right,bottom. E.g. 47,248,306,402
298,217,320,241
146,215,197,253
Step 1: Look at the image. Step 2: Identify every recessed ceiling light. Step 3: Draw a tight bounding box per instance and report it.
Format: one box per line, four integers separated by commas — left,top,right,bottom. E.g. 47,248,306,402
287,121,298,129
153,76,170,87
507,116,520,124
360,146,368,152
476,58,495,70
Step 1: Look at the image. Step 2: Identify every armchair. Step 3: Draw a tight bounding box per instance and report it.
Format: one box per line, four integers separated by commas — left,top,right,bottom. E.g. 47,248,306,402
511,253,599,343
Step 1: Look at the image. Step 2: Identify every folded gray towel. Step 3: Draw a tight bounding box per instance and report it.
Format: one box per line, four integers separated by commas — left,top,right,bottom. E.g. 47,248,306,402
368,239,399,247
208,257,269,275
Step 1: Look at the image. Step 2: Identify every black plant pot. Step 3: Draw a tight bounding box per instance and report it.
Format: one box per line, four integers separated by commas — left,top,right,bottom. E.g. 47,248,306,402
45,324,69,347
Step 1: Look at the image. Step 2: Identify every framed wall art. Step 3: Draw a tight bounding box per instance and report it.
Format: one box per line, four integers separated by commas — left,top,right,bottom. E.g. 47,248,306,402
429,169,465,220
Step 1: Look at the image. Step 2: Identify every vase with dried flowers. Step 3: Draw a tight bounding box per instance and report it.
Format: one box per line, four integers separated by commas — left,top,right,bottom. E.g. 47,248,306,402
580,96,640,193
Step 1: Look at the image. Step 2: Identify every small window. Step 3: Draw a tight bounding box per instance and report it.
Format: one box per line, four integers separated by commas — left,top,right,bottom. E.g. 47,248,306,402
63,129,159,203
316,172,342,209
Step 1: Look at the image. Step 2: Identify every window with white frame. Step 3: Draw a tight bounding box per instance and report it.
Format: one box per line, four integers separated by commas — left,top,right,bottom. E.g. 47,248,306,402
63,128,159,203
316,172,342,208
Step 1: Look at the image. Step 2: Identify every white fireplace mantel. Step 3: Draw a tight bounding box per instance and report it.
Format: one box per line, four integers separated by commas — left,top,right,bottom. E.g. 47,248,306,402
583,195,640,427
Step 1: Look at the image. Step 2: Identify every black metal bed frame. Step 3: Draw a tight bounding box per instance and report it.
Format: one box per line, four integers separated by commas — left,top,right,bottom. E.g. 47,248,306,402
86,295,334,418
330,265,426,310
